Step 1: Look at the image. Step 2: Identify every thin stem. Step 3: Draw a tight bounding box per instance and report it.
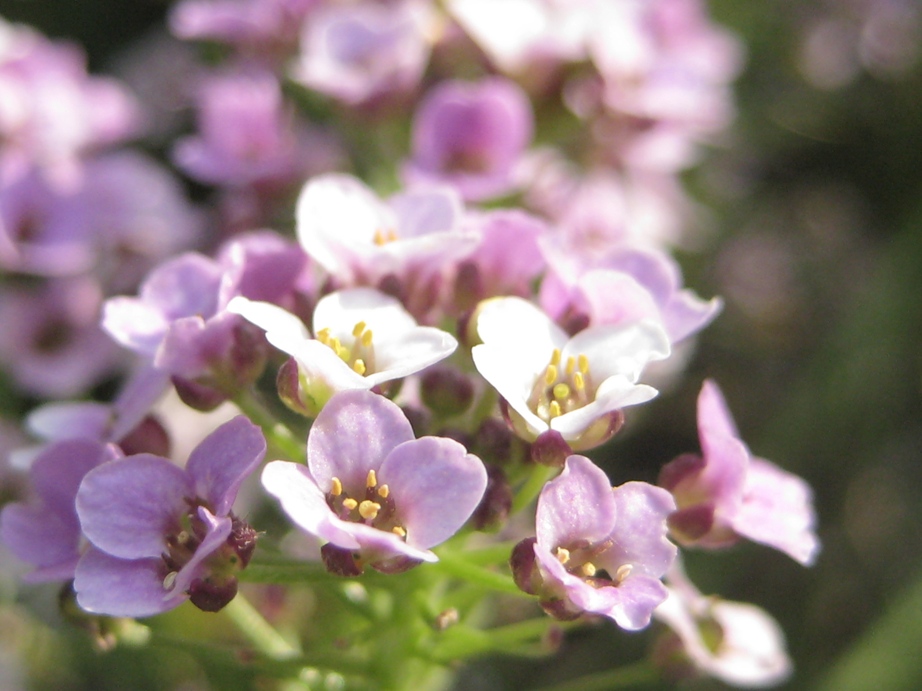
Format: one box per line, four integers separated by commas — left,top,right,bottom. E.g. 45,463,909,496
234,388,304,462
223,592,300,659
511,464,559,515
427,550,528,597
535,660,659,691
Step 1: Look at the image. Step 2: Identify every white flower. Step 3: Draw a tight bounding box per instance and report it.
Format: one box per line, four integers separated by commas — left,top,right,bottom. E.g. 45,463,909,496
228,288,457,414
471,296,669,449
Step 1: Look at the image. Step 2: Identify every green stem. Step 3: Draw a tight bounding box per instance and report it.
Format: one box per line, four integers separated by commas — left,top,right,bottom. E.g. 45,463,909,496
427,550,529,597
234,389,304,462
511,464,559,515
428,616,577,662
535,660,659,691
223,592,300,659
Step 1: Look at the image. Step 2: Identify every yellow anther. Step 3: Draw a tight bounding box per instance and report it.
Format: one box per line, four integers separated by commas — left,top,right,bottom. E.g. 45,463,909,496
353,359,367,375
377,484,389,499
373,229,386,245
392,526,406,538
163,571,178,590
549,400,562,418
550,348,561,366
352,321,367,337
615,564,633,582
358,500,381,520
330,477,343,496
565,355,576,375
556,547,570,564
361,329,373,347
578,354,590,374
580,561,597,577
573,371,585,391
316,327,331,344
342,498,358,511
366,469,377,489
544,364,558,386
553,383,570,400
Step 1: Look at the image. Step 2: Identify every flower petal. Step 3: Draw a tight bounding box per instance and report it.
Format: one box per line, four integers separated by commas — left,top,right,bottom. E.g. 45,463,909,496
536,455,616,550
366,326,458,387
307,390,414,496
186,415,266,516
598,481,677,580
74,547,182,617
227,296,311,341
378,436,487,549
76,454,192,559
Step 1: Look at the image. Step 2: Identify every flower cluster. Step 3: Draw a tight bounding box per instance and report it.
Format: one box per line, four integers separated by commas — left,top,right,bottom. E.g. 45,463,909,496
0,2,821,689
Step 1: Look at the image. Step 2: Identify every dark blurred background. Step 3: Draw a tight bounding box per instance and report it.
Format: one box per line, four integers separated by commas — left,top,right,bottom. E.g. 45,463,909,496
2,0,922,689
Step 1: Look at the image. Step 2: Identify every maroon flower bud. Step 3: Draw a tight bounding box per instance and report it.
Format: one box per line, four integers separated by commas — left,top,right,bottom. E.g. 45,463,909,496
276,356,312,416
188,575,239,612
452,260,485,315
510,537,542,595
420,366,474,417
172,375,229,412
471,416,514,465
321,543,363,577
529,429,572,467
118,415,171,457
470,465,512,532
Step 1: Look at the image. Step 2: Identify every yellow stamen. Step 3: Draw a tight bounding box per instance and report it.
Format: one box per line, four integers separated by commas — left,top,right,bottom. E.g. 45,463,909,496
353,359,367,375
316,327,331,344
580,562,597,577
578,354,589,374
330,477,343,496
342,498,358,511
373,229,386,245
163,572,178,590
553,383,570,400
366,469,377,489
550,348,561,366
358,500,381,520
544,364,558,386
573,371,585,391
556,547,570,564
615,564,633,582
565,355,576,375
352,321,367,337
549,400,562,418
392,526,406,538
377,484,389,499
361,329,373,347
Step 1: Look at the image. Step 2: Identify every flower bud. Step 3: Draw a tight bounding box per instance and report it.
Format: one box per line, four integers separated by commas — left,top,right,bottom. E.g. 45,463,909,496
420,366,474,417
529,429,572,468
277,356,313,416
321,543,363,577
172,375,229,412
470,465,512,532
509,537,541,595
118,415,170,457
188,575,239,612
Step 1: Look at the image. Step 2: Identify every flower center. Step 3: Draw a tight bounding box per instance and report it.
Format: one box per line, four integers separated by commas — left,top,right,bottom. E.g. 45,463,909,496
529,348,595,422
554,543,632,589
326,470,407,539
315,321,376,375
373,228,399,245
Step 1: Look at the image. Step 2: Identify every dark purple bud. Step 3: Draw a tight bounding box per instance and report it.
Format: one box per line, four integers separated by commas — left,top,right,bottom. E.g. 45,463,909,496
510,537,541,595
277,357,312,417
471,416,514,465
420,366,474,417
227,319,270,389
188,575,239,612
118,415,171,457
452,260,484,315
172,375,229,412
321,543,363,577
539,596,583,621
400,405,431,438
470,465,512,532
370,554,423,574
377,274,405,304
228,515,259,568
529,429,572,468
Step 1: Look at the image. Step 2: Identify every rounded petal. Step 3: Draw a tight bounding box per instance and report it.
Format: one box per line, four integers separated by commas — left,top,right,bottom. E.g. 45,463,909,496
536,455,617,550
312,288,416,342
366,327,458,387
307,390,414,496
261,461,361,550
550,380,658,440
598,481,677,580
698,379,740,440
76,455,192,560
378,436,488,549
1,503,79,573
74,547,183,617
101,296,169,357
565,319,670,385
471,342,548,437
227,296,311,341
475,296,567,355
186,415,266,516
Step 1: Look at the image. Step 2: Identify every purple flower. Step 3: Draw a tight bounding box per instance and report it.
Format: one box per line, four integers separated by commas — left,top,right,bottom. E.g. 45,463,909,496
658,380,820,565
1,439,120,582
514,455,677,629
291,0,431,106
403,77,534,201
262,390,488,574
72,415,266,617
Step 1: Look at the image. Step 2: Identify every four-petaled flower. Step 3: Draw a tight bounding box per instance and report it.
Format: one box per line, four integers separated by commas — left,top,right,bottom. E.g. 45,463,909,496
471,296,670,450
72,415,266,617
262,389,488,574
512,455,677,630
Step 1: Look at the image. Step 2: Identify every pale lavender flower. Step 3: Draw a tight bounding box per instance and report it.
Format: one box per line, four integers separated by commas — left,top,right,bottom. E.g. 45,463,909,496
0,17,140,187
653,563,792,687
263,389,487,574
0,439,120,582
658,380,820,565
73,415,265,617
514,455,676,629
215,230,312,309
173,68,339,189
403,77,534,201
291,0,432,106
229,287,457,415
295,173,477,319
471,296,669,450
0,277,126,398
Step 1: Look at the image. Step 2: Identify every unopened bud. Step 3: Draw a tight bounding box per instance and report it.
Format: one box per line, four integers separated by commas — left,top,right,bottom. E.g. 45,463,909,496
420,366,474,417
172,376,228,412
509,537,542,595
188,575,239,612
118,415,170,457
470,465,512,532
277,357,312,416
321,543,363,577
530,429,572,468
